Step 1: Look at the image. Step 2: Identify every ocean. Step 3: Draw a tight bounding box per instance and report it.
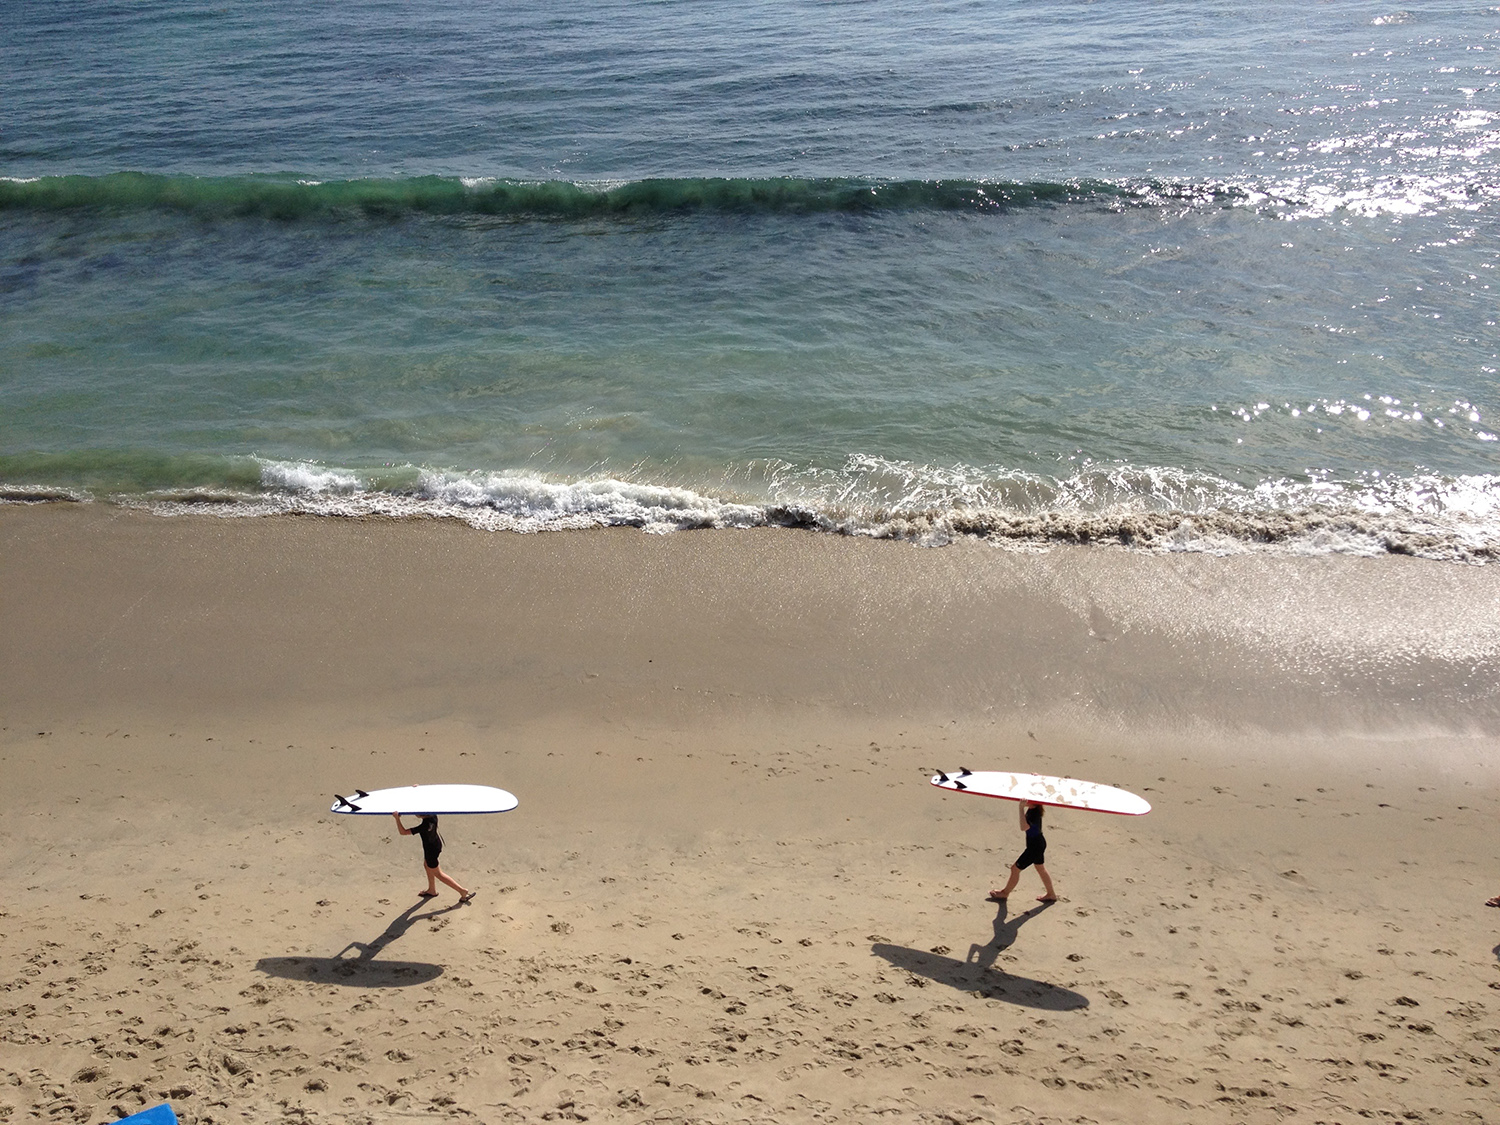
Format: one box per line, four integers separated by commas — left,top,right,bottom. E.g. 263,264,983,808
3,0,1498,558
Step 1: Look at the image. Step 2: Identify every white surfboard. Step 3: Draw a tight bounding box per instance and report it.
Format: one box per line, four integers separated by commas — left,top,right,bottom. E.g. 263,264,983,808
930,769,1150,816
330,784,519,816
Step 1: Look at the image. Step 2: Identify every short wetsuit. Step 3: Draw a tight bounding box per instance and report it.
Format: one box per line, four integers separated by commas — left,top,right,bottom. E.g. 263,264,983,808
1015,822,1046,869
414,816,443,869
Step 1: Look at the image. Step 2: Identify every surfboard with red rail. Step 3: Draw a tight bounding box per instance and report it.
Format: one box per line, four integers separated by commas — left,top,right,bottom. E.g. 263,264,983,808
930,769,1150,815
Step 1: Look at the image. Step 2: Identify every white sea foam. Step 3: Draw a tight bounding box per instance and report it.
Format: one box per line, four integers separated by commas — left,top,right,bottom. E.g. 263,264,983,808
0,484,89,503
116,456,1500,563
140,460,769,534
409,470,766,532
258,460,363,493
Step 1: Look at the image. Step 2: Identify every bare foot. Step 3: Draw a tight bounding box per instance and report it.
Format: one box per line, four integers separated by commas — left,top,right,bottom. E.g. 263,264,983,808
1037,895,1058,902
1487,896,1500,907
458,890,476,905
988,891,1008,902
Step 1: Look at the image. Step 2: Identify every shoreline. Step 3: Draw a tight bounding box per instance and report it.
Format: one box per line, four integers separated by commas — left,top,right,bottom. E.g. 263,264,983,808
8,469,1500,562
4,504,1500,1123
5,503,1500,736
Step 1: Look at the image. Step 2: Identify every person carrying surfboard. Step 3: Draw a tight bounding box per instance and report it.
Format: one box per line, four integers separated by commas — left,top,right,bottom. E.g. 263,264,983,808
392,812,475,904
990,801,1057,903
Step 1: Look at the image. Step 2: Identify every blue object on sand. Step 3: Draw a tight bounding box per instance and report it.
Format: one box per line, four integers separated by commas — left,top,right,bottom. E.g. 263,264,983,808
117,1105,177,1125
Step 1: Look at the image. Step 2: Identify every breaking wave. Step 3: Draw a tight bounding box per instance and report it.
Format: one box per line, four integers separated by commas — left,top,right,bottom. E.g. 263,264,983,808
0,172,1240,220
8,455,1500,563
3,171,1491,225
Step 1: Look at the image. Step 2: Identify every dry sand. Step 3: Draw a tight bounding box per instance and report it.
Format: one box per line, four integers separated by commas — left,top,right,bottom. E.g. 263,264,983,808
3,503,1500,1125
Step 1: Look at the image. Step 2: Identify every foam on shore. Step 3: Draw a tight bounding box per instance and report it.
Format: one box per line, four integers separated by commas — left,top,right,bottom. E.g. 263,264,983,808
9,453,1500,563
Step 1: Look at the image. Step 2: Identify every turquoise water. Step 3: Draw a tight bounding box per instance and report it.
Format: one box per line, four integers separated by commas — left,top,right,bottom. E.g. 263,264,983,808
3,2,1499,556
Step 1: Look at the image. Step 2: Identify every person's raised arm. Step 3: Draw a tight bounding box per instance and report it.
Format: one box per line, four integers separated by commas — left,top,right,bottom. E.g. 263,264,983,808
1018,801,1028,830
393,811,412,835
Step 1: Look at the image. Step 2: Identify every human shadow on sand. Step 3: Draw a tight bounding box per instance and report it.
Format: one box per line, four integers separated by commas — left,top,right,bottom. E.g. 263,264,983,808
255,899,458,988
872,899,1088,1011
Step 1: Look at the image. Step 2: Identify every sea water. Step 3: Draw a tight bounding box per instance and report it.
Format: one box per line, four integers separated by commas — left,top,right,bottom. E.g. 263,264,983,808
3,0,1498,558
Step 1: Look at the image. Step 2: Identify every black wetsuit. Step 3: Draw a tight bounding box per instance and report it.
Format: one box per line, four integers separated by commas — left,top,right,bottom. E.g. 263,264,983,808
414,815,443,869
1015,818,1046,870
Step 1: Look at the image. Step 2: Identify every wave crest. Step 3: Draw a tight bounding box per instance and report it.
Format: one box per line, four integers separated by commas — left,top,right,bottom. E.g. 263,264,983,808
0,172,1235,220
106,459,1500,562
9,456,1500,562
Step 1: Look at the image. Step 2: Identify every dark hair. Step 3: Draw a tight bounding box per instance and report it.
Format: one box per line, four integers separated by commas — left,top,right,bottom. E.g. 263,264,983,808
1025,804,1044,826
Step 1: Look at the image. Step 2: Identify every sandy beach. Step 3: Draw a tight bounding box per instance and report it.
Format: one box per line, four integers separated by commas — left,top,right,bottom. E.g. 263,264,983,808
4,503,1500,1125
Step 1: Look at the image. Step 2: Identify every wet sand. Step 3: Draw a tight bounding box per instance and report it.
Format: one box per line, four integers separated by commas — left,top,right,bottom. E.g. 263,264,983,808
3,503,1499,1124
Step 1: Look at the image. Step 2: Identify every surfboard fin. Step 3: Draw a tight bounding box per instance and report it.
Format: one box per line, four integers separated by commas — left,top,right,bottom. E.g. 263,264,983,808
355,789,369,799
333,794,363,812
954,780,967,790
935,771,950,783
958,767,972,778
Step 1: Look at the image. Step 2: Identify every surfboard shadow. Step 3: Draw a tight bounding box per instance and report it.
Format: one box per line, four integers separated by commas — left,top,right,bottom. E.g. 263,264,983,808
255,899,454,988
255,955,443,987
871,901,1088,1011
